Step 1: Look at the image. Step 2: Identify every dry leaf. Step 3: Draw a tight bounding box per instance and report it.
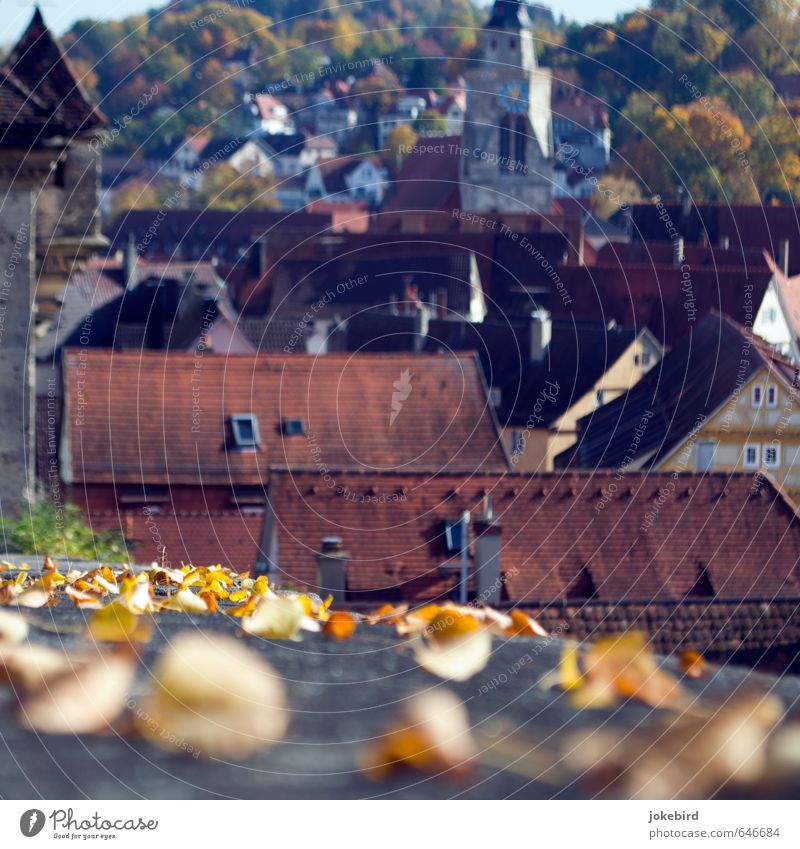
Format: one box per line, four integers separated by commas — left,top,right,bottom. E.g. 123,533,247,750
241,595,305,640
0,609,28,643
503,609,548,637
568,632,684,710
87,601,152,643
135,632,288,760
17,647,136,734
566,692,783,799
0,643,70,690
324,610,357,641
414,611,492,681
14,588,50,609
161,588,209,614
361,690,475,780
680,649,708,680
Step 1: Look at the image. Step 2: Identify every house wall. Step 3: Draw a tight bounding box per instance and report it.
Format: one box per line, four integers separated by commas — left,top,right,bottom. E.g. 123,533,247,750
501,333,661,471
658,367,800,499
754,280,795,360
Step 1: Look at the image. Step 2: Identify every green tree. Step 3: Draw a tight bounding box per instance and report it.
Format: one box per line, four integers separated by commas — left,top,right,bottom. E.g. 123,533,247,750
2,502,127,561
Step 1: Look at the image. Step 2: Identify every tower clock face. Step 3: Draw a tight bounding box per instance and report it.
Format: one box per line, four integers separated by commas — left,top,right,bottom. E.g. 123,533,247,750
499,80,529,114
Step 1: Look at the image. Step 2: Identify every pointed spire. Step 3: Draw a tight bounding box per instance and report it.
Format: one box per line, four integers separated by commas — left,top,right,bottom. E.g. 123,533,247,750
30,6,46,27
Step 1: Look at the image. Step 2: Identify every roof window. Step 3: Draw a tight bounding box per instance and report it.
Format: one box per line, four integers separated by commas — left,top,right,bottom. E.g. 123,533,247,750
230,414,260,450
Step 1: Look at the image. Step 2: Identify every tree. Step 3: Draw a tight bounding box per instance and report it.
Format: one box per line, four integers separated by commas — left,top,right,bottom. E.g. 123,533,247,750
1,502,126,561
385,124,418,172
192,163,279,211
592,174,643,220
415,108,447,135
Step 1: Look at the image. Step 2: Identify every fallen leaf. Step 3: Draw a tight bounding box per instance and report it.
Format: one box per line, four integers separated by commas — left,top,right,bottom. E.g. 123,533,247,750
361,690,475,780
0,609,28,643
87,601,152,643
135,632,288,760
566,691,783,799
680,649,708,680
0,643,70,690
241,595,305,640
17,647,136,734
503,608,548,637
14,588,50,609
414,620,492,682
324,610,357,641
160,588,209,614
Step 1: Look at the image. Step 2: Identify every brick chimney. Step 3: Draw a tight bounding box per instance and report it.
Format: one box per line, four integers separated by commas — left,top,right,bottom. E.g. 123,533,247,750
316,535,348,602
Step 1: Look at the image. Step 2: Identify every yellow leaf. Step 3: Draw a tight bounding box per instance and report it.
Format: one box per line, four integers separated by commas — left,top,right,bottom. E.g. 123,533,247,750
241,595,304,640
0,609,28,643
160,589,208,614
680,649,707,680
414,627,492,681
87,601,152,643
135,632,288,760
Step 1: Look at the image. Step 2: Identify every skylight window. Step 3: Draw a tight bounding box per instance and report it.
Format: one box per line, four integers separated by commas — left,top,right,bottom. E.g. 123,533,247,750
281,418,306,436
230,414,260,450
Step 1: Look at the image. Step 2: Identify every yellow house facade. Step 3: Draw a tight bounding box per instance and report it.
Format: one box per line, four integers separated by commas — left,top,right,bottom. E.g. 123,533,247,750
503,328,662,471
657,365,800,499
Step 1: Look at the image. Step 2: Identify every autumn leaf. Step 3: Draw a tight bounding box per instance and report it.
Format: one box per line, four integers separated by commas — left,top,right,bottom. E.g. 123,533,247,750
324,610,357,641
160,588,210,614
241,594,306,640
17,647,136,735
503,609,548,637
87,601,152,643
0,609,28,643
680,649,708,680
135,632,288,760
0,643,70,690
413,611,492,681
361,690,475,780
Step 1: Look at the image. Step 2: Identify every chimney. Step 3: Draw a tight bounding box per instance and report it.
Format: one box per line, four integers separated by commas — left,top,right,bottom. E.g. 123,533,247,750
780,238,790,276
123,232,138,288
413,306,429,352
672,237,685,267
529,309,551,362
315,536,348,603
435,288,448,319
473,516,502,606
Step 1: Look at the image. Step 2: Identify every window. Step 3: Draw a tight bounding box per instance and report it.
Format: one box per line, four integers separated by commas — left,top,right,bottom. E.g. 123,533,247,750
752,385,763,407
230,414,260,449
641,351,652,366
595,389,605,408
510,429,525,455
695,440,716,472
488,387,502,408
743,443,760,469
444,519,466,553
509,38,516,49
764,307,778,323
514,115,526,168
281,418,305,436
499,114,511,164
766,384,778,408
763,443,781,468
53,157,66,188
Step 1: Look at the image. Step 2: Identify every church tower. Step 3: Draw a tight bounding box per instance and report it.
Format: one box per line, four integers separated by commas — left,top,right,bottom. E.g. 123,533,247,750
459,0,553,213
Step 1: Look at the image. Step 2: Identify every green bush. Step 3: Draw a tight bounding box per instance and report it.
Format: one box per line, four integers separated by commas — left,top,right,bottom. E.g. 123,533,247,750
1,501,127,562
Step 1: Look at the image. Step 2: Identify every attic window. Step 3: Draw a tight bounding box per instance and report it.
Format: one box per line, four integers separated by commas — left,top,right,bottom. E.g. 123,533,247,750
281,418,306,436
443,519,466,553
230,414,260,450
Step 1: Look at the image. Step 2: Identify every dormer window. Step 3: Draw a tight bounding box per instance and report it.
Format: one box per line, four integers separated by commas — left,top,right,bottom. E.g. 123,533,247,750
230,414,260,450
281,418,305,436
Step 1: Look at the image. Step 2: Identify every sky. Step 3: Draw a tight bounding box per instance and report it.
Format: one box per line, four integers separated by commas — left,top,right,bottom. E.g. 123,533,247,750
5,0,643,47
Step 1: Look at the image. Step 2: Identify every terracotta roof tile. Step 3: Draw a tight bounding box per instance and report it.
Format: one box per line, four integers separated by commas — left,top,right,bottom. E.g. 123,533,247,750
62,350,509,485
267,469,800,603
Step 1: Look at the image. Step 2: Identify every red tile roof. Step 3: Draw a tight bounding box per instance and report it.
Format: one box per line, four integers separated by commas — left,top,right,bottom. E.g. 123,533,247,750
88,509,265,570
382,136,462,214
62,350,509,486
267,469,800,603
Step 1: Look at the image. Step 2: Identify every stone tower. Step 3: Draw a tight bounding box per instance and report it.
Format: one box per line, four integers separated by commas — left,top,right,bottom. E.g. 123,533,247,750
0,7,106,516
459,0,553,214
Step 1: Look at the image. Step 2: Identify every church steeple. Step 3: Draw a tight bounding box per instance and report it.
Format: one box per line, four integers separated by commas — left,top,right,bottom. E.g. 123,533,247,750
486,0,532,31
